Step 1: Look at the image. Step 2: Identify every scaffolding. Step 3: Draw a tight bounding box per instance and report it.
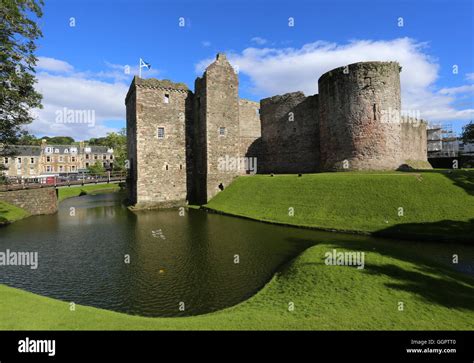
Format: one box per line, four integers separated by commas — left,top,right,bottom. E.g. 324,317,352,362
427,123,459,157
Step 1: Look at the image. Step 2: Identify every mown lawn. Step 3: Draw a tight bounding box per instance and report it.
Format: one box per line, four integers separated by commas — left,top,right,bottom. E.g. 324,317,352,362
0,201,29,225
206,170,474,242
1,238,473,330
57,183,121,202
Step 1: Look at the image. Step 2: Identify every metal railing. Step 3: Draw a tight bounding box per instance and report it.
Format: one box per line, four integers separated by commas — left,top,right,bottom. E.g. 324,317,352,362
0,171,128,192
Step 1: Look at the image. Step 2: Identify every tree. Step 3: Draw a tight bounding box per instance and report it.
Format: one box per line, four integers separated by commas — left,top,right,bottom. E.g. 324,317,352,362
0,0,44,148
42,136,75,145
86,129,127,171
461,121,474,143
87,161,105,175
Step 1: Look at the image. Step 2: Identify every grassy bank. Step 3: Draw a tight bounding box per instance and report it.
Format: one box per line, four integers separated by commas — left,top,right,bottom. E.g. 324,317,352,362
205,170,474,242
57,183,121,202
0,201,29,225
1,238,473,330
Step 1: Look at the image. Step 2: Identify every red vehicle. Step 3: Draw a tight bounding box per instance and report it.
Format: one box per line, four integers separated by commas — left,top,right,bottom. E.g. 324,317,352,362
45,176,56,185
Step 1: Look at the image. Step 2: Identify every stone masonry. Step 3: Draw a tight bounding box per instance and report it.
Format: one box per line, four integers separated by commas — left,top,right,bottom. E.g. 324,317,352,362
126,55,430,208
0,188,58,216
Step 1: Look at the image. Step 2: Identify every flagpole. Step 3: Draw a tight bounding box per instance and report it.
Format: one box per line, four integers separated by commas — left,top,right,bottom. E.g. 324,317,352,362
139,58,141,79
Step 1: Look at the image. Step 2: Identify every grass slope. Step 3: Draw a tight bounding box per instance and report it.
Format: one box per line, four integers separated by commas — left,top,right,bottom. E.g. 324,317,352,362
57,183,121,202
0,201,29,225
1,239,473,330
206,171,474,242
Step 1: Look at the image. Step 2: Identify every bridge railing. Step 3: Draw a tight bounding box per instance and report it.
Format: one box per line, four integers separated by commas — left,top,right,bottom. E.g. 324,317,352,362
0,171,128,192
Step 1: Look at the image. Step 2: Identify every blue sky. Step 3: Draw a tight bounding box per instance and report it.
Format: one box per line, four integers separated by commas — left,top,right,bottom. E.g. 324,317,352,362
31,0,474,139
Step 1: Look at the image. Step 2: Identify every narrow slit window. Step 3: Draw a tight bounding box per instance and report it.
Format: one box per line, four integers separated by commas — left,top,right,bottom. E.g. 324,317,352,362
164,94,170,103
219,127,226,136
157,127,165,139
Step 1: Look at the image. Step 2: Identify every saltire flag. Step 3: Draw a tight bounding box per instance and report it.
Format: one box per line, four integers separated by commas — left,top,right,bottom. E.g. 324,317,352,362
139,58,151,78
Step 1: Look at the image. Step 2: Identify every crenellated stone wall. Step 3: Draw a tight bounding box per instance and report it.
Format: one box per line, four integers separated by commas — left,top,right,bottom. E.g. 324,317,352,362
126,55,431,209
259,92,320,173
126,77,193,208
319,61,402,171
401,117,431,168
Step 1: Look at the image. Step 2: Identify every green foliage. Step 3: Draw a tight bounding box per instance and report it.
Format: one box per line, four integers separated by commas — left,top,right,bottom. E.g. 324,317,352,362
0,0,44,146
87,128,127,171
41,136,75,145
0,237,472,329
461,121,474,143
87,160,106,175
57,183,121,202
206,171,474,242
0,200,29,224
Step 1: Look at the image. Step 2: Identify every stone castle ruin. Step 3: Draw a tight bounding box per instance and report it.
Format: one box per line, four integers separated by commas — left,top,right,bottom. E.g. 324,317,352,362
126,53,429,208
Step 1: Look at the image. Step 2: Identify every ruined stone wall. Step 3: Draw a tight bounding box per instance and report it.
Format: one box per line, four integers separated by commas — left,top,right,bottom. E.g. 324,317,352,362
259,92,320,173
238,99,261,173
318,62,402,171
128,77,192,208
192,76,208,204
199,54,241,202
0,188,57,216
401,117,430,167
125,81,138,204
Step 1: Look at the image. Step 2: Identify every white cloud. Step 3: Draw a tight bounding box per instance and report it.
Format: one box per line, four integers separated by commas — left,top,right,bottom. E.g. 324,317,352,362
251,37,267,45
37,57,74,73
196,38,473,123
439,84,474,95
28,58,141,139
466,73,474,81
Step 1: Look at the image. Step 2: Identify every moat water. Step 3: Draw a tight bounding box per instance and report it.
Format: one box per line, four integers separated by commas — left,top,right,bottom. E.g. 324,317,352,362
0,192,472,317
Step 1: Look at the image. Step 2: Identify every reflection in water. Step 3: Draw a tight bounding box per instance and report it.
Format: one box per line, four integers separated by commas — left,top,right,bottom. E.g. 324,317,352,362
0,192,472,317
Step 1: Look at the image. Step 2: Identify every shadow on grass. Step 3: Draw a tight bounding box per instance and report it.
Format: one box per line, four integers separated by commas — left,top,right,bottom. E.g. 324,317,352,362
364,263,474,311
285,235,474,311
373,219,474,244
404,169,474,196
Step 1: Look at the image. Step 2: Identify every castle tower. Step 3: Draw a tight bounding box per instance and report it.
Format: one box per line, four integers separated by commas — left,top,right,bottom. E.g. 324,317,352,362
193,53,240,203
318,61,402,171
125,76,193,208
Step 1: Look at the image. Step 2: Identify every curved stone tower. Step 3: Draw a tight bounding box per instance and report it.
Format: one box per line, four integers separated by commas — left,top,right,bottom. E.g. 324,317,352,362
318,61,402,171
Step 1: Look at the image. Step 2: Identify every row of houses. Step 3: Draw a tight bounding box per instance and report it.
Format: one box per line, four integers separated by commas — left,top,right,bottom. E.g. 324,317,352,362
1,140,114,179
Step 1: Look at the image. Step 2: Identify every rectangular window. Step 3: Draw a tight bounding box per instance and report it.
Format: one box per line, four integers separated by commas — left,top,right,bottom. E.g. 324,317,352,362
164,94,170,103
46,156,51,162
157,127,165,139
4,157,8,164
59,156,64,162
46,166,52,172
71,156,76,162
30,157,35,164
103,155,107,160
219,127,226,136
85,154,90,159
94,155,98,160
71,165,76,171
59,166,63,172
